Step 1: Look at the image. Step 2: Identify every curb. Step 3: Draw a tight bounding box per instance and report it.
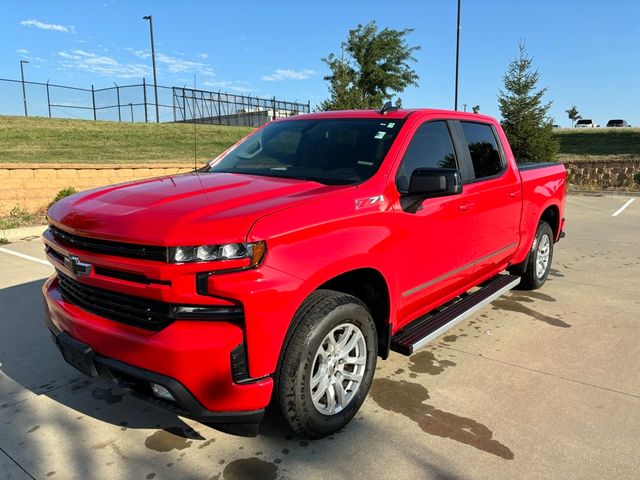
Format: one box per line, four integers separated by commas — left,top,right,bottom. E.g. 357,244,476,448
1,225,47,243
568,190,640,197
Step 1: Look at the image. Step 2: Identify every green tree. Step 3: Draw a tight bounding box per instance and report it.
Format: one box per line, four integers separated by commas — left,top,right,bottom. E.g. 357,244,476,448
498,41,559,162
319,21,420,111
566,105,581,127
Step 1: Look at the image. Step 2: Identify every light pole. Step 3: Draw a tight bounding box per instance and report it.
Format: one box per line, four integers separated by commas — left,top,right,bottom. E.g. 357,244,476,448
20,60,29,117
143,15,160,122
454,0,461,111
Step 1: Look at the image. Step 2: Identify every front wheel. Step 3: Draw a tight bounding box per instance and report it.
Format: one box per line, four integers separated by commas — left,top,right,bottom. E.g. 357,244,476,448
274,290,377,438
517,221,554,290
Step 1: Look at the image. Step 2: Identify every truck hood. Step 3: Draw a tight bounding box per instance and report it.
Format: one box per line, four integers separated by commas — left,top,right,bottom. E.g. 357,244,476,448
48,172,351,245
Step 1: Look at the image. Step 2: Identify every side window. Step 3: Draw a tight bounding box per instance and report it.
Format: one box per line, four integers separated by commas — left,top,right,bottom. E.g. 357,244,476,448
460,122,503,179
396,121,457,192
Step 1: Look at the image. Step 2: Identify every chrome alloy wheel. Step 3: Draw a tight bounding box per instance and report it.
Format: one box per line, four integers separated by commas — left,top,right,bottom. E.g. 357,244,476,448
310,323,367,416
536,233,551,278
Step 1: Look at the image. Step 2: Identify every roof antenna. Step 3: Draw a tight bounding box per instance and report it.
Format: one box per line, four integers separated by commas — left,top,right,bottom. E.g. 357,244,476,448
379,101,399,115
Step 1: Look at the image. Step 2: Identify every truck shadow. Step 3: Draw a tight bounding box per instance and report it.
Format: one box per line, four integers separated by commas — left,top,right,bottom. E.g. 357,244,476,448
1,279,466,479
0,279,197,437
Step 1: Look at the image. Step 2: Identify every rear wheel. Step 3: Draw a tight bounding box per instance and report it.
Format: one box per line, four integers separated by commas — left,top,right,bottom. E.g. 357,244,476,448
517,221,554,290
274,289,377,438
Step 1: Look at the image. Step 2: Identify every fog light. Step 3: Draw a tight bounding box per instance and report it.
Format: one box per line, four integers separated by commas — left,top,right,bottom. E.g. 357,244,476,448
151,383,175,401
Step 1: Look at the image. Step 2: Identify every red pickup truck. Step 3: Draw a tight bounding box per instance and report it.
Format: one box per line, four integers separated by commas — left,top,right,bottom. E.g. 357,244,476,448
43,107,566,438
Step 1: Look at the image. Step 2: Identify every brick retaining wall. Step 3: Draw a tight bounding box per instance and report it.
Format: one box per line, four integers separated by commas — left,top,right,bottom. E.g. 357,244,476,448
0,163,193,215
563,158,640,191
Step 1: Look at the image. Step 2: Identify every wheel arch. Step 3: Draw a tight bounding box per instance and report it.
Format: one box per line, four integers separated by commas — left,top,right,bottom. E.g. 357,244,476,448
510,202,560,275
540,204,561,241
318,267,392,359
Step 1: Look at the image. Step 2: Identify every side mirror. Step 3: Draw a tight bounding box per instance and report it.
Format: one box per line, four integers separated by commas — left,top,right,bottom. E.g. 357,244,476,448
407,168,462,199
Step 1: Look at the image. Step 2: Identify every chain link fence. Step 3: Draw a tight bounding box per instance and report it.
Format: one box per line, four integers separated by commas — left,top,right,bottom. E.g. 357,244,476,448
0,78,311,127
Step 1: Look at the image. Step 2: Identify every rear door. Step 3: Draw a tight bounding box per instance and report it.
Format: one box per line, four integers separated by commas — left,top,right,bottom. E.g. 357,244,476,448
454,121,521,279
391,119,476,327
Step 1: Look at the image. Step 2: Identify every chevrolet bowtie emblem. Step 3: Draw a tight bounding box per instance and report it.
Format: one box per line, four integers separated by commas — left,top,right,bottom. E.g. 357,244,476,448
64,255,92,277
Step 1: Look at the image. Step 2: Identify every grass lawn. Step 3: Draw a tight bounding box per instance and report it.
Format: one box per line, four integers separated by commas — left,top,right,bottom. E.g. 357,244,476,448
0,116,638,165
0,115,254,164
553,128,640,157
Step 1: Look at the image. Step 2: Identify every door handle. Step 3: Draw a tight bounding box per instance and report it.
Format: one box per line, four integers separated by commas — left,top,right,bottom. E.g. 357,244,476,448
459,202,475,211
508,191,519,198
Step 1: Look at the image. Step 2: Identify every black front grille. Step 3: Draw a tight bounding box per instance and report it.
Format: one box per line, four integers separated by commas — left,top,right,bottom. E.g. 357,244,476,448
56,271,244,331
57,271,173,331
49,225,167,262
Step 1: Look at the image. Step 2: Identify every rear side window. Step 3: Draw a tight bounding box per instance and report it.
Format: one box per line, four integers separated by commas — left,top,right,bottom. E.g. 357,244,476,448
396,121,457,192
460,122,503,179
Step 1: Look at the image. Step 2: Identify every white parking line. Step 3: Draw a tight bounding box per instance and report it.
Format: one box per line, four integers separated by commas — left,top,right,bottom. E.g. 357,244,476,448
611,198,635,217
0,246,53,268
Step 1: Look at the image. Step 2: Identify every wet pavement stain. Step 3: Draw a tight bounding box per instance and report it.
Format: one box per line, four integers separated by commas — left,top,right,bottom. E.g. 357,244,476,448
146,474,156,479
492,299,571,328
91,387,124,405
92,439,128,459
222,458,278,480
71,380,91,391
442,335,458,343
198,438,216,449
408,351,457,376
144,427,196,452
370,378,514,459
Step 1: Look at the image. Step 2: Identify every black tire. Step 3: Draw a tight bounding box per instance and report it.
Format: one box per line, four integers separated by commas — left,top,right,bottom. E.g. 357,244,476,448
274,289,377,438
516,221,554,290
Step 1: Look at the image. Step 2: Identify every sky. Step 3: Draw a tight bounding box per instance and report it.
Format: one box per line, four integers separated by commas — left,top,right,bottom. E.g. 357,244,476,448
2,0,639,126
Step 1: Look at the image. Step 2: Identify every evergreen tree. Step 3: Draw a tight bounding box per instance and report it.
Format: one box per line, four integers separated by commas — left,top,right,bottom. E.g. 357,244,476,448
319,21,420,111
498,42,559,162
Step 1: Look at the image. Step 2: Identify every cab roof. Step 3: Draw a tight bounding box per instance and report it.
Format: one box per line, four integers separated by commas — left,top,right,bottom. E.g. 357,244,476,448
285,108,498,124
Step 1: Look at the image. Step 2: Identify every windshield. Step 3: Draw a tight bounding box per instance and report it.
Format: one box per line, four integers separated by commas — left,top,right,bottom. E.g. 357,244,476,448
205,118,405,185
576,119,592,124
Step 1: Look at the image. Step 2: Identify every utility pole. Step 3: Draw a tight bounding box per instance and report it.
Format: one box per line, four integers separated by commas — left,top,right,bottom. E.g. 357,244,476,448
20,60,29,117
454,0,461,111
143,15,160,122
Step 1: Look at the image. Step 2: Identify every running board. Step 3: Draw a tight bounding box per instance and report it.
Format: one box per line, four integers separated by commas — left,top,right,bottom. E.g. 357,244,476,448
391,274,520,356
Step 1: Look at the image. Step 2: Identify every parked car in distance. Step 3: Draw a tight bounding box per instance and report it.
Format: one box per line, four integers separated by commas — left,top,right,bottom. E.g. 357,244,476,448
575,119,597,128
42,107,567,438
606,119,630,127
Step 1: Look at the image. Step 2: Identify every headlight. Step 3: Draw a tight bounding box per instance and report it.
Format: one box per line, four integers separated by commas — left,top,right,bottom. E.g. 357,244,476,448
168,241,266,266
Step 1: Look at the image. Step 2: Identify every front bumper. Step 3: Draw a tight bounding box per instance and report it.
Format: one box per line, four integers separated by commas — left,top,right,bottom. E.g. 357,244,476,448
42,275,273,427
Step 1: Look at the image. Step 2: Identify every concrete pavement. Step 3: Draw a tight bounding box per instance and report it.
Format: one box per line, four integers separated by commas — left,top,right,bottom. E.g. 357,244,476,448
0,194,638,480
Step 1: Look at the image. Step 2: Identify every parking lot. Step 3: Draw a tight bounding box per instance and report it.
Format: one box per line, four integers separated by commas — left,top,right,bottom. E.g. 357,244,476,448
0,194,638,480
